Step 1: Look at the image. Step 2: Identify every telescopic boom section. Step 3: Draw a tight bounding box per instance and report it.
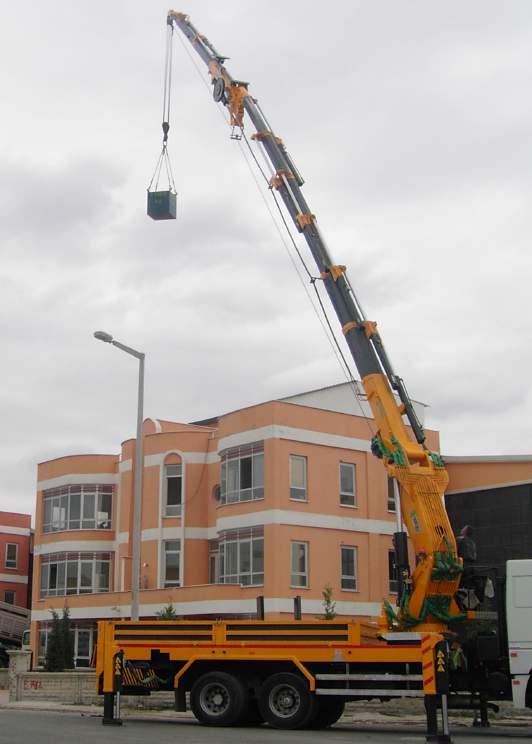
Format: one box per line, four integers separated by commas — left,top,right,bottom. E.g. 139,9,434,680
167,11,464,630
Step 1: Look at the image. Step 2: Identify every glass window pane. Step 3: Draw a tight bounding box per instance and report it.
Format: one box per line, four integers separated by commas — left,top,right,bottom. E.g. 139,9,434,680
253,453,264,489
227,460,239,498
290,457,306,488
240,540,251,575
66,561,78,594
225,542,238,579
97,493,112,528
69,493,81,523
80,562,93,591
43,499,52,530
240,457,252,490
40,564,49,595
166,476,182,507
83,492,95,518
252,539,264,574
95,561,110,591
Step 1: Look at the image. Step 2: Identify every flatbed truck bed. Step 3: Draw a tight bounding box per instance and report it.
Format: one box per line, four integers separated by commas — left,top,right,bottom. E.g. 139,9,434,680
96,618,452,741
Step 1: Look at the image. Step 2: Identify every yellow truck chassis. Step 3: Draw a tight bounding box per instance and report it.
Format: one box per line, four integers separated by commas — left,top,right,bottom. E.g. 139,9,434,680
96,619,452,741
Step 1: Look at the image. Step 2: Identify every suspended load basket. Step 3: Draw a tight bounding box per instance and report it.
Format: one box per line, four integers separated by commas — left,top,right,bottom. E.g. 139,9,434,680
148,19,177,221
147,188,177,221
147,124,177,220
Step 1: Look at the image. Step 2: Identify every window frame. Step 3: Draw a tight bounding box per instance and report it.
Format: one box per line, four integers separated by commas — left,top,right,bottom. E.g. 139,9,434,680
289,455,307,501
39,552,111,598
341,545,358,592
290,540,309,588
339,462,357,507
217,527,264,586
5,543,18,569
163,463,183,517
162,539,181,588
220,443,264,505
42,484,113,533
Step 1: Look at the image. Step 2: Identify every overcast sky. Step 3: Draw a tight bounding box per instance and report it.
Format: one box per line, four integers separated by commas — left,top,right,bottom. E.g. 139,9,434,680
2,1,532,518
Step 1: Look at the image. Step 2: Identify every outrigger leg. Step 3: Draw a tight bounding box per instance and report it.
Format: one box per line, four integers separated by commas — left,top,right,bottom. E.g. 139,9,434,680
425,694,452,744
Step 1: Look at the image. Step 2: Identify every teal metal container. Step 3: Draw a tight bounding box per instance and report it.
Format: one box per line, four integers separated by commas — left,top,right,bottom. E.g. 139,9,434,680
147,190,177,220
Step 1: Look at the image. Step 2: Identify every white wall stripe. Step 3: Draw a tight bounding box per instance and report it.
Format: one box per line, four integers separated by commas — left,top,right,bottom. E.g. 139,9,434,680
218,425,371,454
113,511,395,546
216,509,395,536
30,596,380,622
0,526,31,537
34,540,116,556
37,473,118,491
0,573,28,584
119,460,132,473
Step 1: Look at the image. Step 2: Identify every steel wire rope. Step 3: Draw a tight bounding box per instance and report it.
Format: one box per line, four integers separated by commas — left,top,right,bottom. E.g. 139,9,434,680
240,131,377,437
173,29,377,436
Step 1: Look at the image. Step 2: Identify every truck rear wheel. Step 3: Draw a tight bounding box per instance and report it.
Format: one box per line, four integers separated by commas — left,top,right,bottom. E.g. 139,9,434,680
190,671,247,726
258,672,315,729
308,697,345,728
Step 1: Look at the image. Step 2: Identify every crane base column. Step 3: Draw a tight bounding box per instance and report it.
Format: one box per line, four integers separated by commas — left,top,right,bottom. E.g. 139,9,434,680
425,695,452,744
102,692,123,726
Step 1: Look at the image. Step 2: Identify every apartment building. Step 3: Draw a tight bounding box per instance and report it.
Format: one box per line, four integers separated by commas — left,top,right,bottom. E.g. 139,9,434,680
0,511,32,608
31,382,439,668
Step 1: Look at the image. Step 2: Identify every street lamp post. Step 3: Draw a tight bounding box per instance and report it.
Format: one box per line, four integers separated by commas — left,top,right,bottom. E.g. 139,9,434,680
94,331,144,621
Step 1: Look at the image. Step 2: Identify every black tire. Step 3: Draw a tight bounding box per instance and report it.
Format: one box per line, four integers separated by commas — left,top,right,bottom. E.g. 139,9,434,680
190,671,247,726
237,699,264,726
308,697,345,728
258,672,316,729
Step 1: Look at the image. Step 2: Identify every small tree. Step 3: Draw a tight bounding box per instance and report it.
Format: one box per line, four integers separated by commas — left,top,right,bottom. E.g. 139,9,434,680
156,603,178,620
45,608,75,671
60,607,75,669
322,584,337,620
45,610,63,671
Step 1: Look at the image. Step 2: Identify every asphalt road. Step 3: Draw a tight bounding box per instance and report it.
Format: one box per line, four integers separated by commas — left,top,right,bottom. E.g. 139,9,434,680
0,709,529,744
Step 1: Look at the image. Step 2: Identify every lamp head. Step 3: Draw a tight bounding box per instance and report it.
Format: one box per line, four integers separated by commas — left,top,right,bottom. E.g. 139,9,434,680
94,331,113,343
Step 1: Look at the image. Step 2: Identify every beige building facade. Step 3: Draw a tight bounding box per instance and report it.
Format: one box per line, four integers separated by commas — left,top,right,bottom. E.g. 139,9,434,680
31,382,438,667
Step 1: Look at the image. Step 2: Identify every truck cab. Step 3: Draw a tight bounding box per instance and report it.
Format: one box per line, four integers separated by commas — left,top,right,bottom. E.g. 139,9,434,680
506,559,532,708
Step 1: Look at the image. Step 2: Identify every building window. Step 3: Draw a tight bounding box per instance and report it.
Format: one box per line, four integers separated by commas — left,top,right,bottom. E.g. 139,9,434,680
220,442,264,504
289,456,307,501
162,540,181,587
164,464,182,516
4,591,15,605
5,543,18,569
291,541,308,587
40,552,111,597
388,550,398,594
341,546,357,591
387,477,396,512
42,484,113,532
218,526,264,586
340,462,356,506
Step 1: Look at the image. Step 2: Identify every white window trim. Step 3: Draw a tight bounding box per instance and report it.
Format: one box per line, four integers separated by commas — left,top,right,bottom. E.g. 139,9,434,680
289,455,308,502
341,545,358,592
339,462,357,508
161,539,181,588
39,552,111,598
220,447,265,505
163,463,183,517
290,540,309,588
5,543,18,569
218,532,264,587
